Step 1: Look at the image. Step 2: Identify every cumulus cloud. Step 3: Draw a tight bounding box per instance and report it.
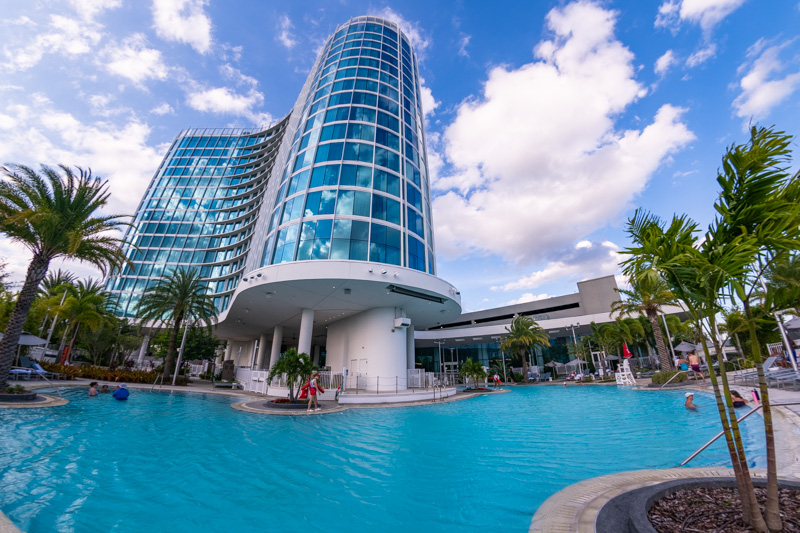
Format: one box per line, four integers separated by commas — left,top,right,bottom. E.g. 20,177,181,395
505,293,551,305
493,241,621,292
433,1,694,264
0,94,168,280
152,0,212,54
655,49,678,75
655,0,747,33
276,14,297,50
1,15,103,71
186,86,273,124
150,102,174,115
101,33,169,85
733,38,800,122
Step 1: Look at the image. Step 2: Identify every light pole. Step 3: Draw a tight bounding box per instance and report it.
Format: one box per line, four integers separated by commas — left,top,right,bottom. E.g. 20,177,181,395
568,323,581,374
491,335,506,382
433,339,444,374
758,275,798,372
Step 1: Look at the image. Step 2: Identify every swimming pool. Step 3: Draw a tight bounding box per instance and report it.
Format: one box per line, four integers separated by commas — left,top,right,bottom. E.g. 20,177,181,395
0,386,764,532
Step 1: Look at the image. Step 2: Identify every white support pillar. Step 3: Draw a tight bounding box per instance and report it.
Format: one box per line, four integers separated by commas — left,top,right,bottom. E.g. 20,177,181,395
256,333,269,369
406,325,415,370
222,342,233,363
136,335,150,367
297,308,314,356
269,325,283,369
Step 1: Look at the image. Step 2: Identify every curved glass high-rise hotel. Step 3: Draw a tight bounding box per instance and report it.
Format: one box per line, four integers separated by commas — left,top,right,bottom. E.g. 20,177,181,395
109,16,461,394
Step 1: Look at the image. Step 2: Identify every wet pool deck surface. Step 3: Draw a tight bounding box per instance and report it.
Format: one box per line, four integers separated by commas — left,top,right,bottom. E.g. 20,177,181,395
4,377,800,532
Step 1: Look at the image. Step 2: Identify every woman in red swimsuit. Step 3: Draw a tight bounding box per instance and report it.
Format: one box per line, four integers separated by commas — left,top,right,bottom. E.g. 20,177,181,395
307,372,324,412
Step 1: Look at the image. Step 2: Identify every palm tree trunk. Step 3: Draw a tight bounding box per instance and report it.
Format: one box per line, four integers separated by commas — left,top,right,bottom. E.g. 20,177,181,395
743,299,781,531
162,313,184,381
698,334,764,529
67,325,80,364
647,310,672,370
521,349,529,382
0,254,50,391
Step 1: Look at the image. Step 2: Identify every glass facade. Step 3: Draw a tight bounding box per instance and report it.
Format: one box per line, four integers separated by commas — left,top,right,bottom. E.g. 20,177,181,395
263,16,436,274
108,122,289,317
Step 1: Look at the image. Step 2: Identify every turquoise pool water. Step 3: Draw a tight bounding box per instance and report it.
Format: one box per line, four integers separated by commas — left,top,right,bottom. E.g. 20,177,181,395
0,386,765,532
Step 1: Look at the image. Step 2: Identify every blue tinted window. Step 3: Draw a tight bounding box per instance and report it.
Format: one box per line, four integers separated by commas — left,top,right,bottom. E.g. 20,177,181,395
352,91,377,107
377,111,399,132
375,147,400,172
339,164,372,187
343,142,374,163
374,170,400,197
406,183,422,210
355,79,378,92
324,107,349,123
320,124,347,141
314,142,343,163
407,207,424,237
346,123,375,142
329,92,352,106
408,235,425,272
349,106,376,123
310,165,340,188
375,128,399,150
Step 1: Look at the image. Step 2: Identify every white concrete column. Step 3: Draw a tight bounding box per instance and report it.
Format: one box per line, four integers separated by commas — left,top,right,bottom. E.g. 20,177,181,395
136,335,150,367
297,308,315,356
312,344,321,366
222,342,233,363
256,333,269,369
269,325,283,369
406,325,415,370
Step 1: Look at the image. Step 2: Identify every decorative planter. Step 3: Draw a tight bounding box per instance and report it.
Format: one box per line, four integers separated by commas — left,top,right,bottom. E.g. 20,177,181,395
0,392,39,403
596,477,800,533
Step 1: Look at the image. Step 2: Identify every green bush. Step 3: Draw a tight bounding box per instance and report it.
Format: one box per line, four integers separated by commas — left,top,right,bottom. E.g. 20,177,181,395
512,372,523,382
651,370,688,384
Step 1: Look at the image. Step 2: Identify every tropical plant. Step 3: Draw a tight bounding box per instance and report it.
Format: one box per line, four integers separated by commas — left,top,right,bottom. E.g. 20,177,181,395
267,348,315,402
135,267,217,381
0,164,130,391
51,279,111,364
611,274,677,371
150,325,221,363
459,358,486,389
500,315,550,382
621,126,800,531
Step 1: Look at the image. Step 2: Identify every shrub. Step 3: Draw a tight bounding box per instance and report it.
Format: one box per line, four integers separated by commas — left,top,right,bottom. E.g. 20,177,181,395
512,372,523,383
651,370,688,384
4,385,27,394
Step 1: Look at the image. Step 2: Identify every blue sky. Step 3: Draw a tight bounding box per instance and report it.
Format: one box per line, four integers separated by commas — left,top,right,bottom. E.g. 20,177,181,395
1,0,799,312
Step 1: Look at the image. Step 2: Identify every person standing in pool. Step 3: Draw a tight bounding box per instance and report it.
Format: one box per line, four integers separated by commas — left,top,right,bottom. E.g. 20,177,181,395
89,382,98,396
730,390,749,408
307,373,324,412
112,383,130,401
684,392,698,409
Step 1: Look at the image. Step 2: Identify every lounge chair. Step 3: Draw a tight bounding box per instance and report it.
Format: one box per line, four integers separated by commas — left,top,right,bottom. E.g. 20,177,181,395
732,357,776,385
9,368,34,381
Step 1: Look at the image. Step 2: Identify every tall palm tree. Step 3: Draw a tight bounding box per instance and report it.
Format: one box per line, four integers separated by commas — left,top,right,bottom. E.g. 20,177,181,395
611,273,677,371
136,267,217,380
500,315,550,382
0,164,129,391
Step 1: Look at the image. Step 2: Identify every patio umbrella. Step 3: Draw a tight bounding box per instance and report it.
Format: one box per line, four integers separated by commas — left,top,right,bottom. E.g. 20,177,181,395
0,331,48,345
606,355,619,360
674,341,696,353
565,359,582,367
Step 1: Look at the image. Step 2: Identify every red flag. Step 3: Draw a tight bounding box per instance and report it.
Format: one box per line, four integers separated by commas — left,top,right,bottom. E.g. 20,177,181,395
623,343,633,358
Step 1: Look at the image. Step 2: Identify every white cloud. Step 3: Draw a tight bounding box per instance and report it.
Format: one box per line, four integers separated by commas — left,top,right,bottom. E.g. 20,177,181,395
419,77,439,117
0,95,168,281
655,49,678,75
220,63,258,87
458,34,471,58
686,43,716,67
276,14,297,50
69,0,122,21
1,15,103,71
152,0,212,54
433,1,694,264
186,86,273,124
655,0,747,33
101,33,169,85
373,7,431,58
150,102,174,115
733,39,800,121
493,241,621,292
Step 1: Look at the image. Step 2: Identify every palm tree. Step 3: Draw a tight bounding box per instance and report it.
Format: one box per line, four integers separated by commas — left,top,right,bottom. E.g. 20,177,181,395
52,280,110,364
136,267,217,381
500,315,550,382
267,347,314,402
459,358,486,389
765,252,800,314
0,164,129,391
611,274,677,371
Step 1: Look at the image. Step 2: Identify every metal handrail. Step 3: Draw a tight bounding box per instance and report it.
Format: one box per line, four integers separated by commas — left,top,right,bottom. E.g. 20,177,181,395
659,370,687,389
150,374,163,391
679,401,800,466
33,370,63,398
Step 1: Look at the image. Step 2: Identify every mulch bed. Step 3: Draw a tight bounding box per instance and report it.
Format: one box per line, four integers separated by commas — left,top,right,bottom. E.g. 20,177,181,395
649,486,800,532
